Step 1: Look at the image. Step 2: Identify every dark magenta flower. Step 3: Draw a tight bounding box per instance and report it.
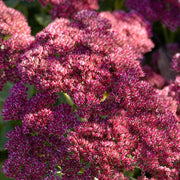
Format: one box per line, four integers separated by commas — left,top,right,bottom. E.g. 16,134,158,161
125,0,180,31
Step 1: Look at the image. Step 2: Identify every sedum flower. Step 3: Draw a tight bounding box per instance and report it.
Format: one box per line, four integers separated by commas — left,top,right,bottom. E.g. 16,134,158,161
27,0,100,19
125,0,180,31
2,7,180,180
0,1,34,90
100,10,154,58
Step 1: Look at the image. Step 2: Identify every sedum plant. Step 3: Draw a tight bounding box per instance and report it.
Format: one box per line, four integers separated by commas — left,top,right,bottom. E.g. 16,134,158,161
0,0,180,179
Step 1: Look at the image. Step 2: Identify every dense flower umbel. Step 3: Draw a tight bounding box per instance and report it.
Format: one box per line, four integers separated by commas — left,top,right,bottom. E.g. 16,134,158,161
66,114,136,179
27,0,100,19
0,34,34,90
156,53,180,116
0,0,31,35
0,0,33,90
2,101,81,179
2,126,67,180
66,110,180,180
19,10,145,115
125,0,180,31
100,10,154,58
160,76,180,116
2,6,180,180
2,82,57,122
1,82,28,121
22,102,79,135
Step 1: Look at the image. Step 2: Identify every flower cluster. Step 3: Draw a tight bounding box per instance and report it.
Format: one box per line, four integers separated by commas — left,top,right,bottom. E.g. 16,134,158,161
150,44,180,117
18,10,146,118
125,0,180,31
27,0,100,19
2,126,66,180
100,10,154,58
142,65,165,89
160,77,180,116
1,1,180,180
67,108,180,179
172,53,180,73
0,0,34,90
2,84,80,179
0,0,31,35
158,54,180,116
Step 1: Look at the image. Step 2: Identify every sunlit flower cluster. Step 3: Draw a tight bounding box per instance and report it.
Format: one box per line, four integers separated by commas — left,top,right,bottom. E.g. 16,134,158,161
1,0,180,180
0,0,34,90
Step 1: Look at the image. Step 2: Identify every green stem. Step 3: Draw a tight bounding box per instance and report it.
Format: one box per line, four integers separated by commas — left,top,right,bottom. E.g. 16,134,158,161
162,23,169,43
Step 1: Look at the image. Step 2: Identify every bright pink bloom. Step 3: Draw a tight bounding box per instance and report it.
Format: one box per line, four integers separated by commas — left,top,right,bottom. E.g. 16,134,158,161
0,34,34,90
19,10,144,115
67,108,180,179
2,8,180,180
0,2,31,35
0,2,33,90
143,65,165,89
172,53,180,73
100,10,154,57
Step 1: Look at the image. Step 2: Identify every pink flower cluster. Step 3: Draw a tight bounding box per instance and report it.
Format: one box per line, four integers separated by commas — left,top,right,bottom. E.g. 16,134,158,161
1,1,180,180
0,0,34,90
160,53,180,116
172,53,180,73
27,0,100,19
149,43,180,118
125,0,180,31
67,108,180,179
0,1,31,35
100,10,154,58
2,126,67,180
18,10,148,118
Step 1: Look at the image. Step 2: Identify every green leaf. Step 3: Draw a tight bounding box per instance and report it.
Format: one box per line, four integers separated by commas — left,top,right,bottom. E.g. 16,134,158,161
25,84,36,100
124,169,133,177
56,92,75,107
85,161,91,169
132,166,142,178
0,82,14,123
16,5,29,18
0,122,12,151
35,14,51,27
101,91,109,102
4,0,19,7
0,82,14,102
78,167,85,175
0,82,15,151
4,35,12,41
